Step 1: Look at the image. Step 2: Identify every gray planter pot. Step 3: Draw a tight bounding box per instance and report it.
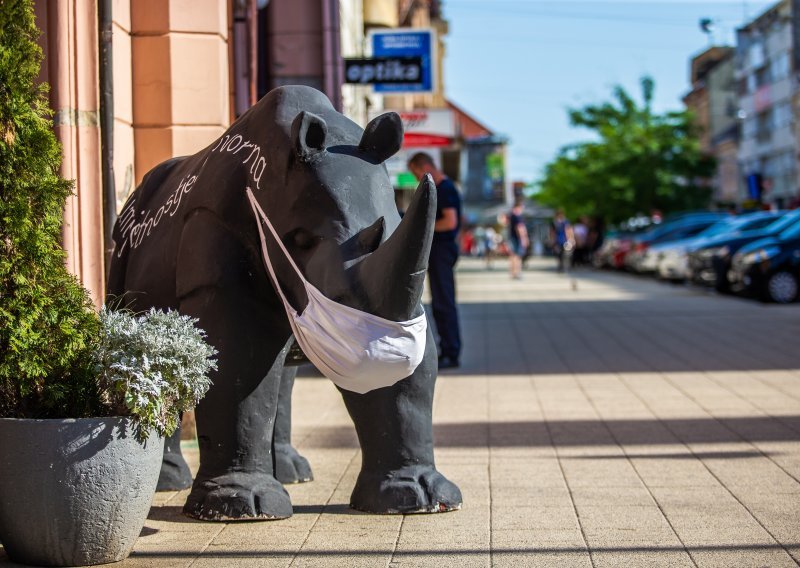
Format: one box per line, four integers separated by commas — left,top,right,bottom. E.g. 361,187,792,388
0,417,164,566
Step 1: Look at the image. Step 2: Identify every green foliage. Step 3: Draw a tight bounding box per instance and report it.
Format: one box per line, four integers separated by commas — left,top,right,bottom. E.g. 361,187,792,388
0,2,217,435
95,308,217,442
0,0,103,418
534,77,716,224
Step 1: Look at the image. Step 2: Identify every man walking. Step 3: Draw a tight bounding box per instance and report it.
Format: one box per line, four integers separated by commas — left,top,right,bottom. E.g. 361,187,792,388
506,199,529,280
408,152,462,369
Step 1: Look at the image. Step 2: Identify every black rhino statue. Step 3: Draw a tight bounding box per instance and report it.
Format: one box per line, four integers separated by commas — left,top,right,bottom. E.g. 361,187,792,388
107,85,462,520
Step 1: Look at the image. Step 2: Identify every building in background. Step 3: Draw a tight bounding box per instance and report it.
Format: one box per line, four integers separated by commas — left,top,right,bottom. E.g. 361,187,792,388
446,100,508,220
734,0,799,208
36,0,506,299
34,0,345,302
683,46,740,206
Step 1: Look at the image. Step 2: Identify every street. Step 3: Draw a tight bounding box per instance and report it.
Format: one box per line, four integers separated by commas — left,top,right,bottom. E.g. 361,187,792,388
6,257,799,567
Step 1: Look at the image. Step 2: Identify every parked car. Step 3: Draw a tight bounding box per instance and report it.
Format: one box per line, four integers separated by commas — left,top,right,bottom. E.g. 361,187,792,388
594,230,637,269
653,211,784,282
728,221,800,303
625,213,728,273
688,209,800,292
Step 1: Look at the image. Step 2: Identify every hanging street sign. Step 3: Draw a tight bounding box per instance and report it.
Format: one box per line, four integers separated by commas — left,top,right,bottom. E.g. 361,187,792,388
368,28,436,93
344,57,423,85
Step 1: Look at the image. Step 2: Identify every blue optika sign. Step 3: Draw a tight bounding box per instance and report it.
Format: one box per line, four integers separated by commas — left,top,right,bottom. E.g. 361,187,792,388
370,29,435,93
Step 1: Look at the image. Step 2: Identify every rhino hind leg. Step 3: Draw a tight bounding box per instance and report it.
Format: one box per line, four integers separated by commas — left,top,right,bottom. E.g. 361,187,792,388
156,426,193,491
340,326,462,514
275,443,313,485
274,366,313,484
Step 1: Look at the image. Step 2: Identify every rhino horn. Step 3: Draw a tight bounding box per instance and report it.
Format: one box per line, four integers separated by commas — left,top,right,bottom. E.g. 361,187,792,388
352,174,437,321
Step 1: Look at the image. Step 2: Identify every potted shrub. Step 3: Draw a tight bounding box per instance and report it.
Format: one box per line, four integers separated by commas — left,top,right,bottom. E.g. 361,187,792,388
0,2,216,565
0,308,216,566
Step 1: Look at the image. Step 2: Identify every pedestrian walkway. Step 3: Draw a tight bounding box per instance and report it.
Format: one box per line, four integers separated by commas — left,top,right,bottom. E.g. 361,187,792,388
3,258,799,567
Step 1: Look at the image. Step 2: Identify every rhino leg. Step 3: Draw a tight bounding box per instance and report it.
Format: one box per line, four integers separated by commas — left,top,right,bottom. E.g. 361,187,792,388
274,366,314,484
156,425,193,491
178,289,293,521
339,325,462,514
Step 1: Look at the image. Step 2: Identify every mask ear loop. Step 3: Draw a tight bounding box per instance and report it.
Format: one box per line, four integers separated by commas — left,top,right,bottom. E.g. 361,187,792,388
246,188,308,315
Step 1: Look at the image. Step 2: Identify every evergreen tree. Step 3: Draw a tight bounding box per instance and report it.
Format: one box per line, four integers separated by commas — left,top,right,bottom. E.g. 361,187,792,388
0,0,102,418
535,77,715,224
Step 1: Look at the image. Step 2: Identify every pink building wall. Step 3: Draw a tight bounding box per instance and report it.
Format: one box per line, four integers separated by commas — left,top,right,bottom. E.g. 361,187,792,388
35,0,349,301
35,0,105,306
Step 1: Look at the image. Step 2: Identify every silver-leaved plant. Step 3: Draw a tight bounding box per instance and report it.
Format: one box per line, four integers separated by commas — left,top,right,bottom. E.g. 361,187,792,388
95,307,217,442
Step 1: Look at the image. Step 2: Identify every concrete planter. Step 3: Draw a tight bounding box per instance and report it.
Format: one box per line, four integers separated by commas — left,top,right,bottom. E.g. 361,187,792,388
0,417,164,566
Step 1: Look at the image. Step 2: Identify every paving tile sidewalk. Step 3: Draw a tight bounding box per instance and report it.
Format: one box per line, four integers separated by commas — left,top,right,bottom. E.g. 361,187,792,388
2,258,799,567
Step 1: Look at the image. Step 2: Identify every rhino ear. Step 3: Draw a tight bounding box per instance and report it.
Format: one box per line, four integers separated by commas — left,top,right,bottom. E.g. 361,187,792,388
291,111,328,161
359,112,403,164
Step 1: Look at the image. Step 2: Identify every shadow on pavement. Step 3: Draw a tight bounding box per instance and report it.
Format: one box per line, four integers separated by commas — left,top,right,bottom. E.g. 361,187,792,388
297,416,800,448
119,542,800,558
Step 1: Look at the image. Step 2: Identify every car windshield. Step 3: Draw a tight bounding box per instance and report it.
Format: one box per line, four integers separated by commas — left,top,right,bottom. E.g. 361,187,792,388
698,218,738,238
779,217,800,240
764,209,800,233
644,215,721,240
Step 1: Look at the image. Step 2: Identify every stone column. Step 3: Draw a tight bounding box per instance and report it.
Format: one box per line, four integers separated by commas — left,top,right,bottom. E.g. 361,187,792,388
111,0,136,209
36,0,106,306
130,0,230,185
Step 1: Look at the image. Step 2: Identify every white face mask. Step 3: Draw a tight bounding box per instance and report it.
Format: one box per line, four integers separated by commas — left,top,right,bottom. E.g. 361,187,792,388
246,189,427,394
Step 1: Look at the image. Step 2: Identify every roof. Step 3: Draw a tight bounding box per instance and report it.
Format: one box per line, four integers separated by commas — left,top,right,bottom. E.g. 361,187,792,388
446,99,494,139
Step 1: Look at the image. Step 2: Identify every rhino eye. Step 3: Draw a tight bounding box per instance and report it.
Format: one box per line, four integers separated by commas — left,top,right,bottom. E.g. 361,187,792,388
288,228,319,250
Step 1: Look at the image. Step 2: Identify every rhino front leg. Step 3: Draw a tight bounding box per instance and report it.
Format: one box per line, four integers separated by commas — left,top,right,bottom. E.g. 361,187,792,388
179,289,293,521
274,365,313,484
339,326,462,513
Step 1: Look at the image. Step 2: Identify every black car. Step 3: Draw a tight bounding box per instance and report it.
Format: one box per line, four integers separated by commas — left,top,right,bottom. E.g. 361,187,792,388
687,209,800,292
727,222,800,303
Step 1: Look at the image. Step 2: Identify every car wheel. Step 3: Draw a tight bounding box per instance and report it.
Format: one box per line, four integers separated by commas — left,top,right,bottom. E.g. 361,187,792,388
714,273,730,294
766,271,799,304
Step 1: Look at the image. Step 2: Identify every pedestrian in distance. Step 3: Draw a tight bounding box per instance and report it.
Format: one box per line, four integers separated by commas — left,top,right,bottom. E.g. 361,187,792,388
484,226,498,269
572,216,589,267
550,209,575,273
408,152,462,370
507,199,529,279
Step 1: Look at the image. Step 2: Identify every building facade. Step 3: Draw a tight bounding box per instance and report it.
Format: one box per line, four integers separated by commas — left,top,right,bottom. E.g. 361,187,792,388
34,0,348,302
735,0,799,207
684,47,740,205
36,0,497,299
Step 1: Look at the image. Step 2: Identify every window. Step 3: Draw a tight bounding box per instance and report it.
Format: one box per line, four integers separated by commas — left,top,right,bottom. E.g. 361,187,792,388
742,117,757,139
749,41,765,68
738,77,749,95
756,110,772,142
755,65,771,88
770,52,790,81
772,101,792,129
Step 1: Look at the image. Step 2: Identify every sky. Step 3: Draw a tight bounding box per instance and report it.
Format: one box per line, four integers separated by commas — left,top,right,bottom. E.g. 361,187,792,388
441,0,777,184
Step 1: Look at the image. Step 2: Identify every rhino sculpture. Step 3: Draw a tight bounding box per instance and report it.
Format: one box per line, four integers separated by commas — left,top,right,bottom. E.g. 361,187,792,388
107,85,462,520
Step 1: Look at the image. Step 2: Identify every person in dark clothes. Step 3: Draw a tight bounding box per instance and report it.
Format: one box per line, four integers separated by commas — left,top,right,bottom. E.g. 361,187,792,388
506,199,529,280
550,209,574,272
408,152,462,370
